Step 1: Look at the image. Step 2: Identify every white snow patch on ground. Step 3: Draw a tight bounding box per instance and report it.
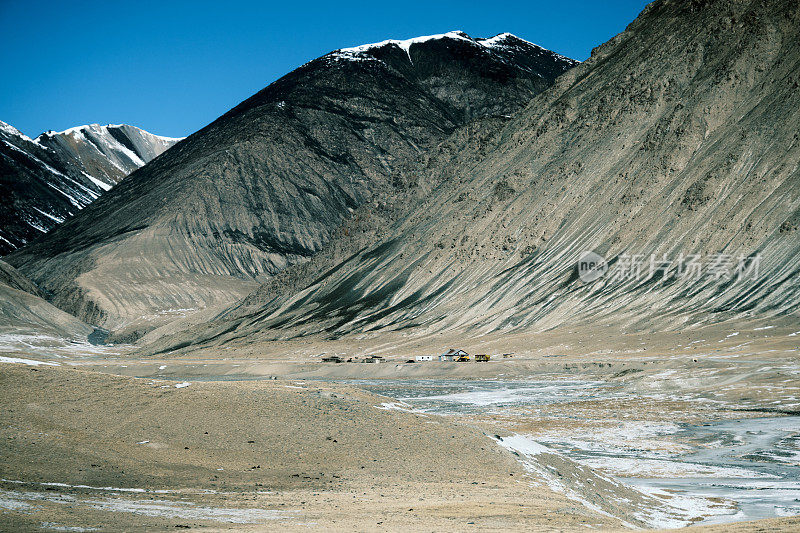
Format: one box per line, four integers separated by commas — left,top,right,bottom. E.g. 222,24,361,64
496,434,552,456
577,456,778,479
0,490,35,511
535,421,688,457
494,434,735,529
374,401,417,413
1,479,169,494
0,356,60,366
40,522,99,532
494,434,638,527
84,497,292,523
631,485,737,529
0,488,295,524
402,381,608,407
0,333,116,358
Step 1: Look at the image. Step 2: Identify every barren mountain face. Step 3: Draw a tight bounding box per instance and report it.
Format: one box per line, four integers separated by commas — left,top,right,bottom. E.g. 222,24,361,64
0,122,181,253
0,259,93,340
142,0,800,354
6,32,575,340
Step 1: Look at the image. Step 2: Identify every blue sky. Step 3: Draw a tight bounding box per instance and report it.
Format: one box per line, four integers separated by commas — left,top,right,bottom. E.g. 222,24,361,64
0,0,650,139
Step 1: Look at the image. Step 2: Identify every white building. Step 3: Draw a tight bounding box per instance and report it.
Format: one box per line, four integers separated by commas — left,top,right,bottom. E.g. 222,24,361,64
415,355,433,361
440,349,469,361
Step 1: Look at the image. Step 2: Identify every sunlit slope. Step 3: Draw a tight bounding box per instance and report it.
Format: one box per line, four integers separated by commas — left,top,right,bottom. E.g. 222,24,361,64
145,0,800,352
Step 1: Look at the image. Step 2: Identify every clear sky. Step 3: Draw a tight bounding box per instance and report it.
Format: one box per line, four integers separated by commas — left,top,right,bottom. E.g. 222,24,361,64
0,0,650,139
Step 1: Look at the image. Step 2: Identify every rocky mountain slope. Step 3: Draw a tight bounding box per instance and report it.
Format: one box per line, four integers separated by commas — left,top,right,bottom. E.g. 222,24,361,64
6,32,576,340
0,259,93,340
0,122,182,253
140,0,800,354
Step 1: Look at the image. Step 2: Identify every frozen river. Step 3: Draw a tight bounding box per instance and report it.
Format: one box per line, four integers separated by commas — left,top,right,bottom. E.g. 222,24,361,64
345,378,800,527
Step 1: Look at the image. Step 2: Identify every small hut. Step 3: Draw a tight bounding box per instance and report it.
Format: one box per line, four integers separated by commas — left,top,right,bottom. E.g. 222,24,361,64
440,349,469,362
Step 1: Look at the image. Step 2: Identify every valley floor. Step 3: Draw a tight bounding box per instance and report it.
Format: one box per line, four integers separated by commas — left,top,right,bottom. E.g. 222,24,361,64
1,318,799,531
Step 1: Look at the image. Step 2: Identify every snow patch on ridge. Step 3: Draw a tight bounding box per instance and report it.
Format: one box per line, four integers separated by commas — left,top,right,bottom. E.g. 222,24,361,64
477,32,580,65
82,171,113,191
335,31,474,63
0,120,35,143
327,30,579,67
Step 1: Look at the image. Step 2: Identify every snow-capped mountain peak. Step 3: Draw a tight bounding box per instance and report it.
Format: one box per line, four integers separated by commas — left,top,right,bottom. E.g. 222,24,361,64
0,120,35,143
39,123,183,143
35,123,185,178
329,30,493,63
0,120,183,254
325,30,579,71
476,33,580,66
334,30,473,58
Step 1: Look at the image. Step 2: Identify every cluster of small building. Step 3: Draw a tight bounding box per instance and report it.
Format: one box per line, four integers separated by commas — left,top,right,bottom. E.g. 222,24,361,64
321,354,385,363
321,349,511,363
417,349,491,362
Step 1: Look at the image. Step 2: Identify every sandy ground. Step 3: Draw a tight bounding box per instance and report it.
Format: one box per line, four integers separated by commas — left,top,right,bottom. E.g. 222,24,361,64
0,364,627,531
1,317,799,531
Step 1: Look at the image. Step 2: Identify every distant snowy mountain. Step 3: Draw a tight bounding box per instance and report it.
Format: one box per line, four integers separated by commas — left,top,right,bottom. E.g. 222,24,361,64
36,124,183,187
0,121,182,253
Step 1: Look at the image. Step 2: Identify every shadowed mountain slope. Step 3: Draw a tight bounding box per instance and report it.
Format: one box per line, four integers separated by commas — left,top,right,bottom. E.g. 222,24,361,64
140,0,800,354
0,259,93,340
7,32,576,340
